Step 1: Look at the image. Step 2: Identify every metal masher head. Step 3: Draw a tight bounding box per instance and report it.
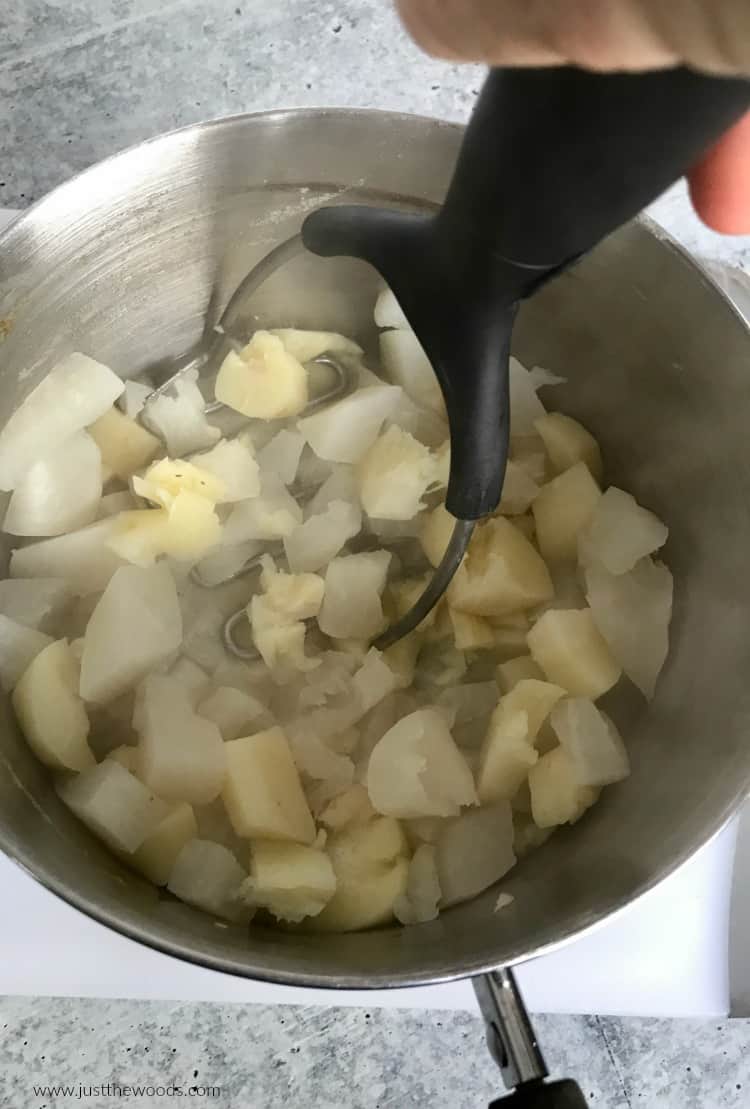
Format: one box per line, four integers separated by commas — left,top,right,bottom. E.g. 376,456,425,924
127,230,478,661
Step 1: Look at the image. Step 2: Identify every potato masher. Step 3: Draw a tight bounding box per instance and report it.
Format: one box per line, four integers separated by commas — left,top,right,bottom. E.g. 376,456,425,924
149,66,749,672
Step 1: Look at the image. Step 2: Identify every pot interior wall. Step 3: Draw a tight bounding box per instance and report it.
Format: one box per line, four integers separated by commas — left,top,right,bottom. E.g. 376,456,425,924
0,110,749,986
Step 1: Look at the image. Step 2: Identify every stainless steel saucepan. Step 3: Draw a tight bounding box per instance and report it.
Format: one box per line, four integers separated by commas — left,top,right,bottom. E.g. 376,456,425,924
1,109,750,1106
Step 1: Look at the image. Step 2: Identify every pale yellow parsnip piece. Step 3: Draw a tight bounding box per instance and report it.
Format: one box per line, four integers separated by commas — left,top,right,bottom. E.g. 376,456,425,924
215,331,308,419
318,784,376,831
88,407,160,480
308,816,409,932
532,462,601,564
249,597,318,674
528,746,599,828
259,558,324,622
476,680,565,803
419,503,455,568
161,492,221,559
311,856,409,932
243,840,336,923
500,679,567,738
13,638,93,772
448,607,495,651
134,457,226,506
527,608,621,699
269,328,362,362
448,517,553,617
108,492,220,565
476,708,536,804
222,727,315,844
106,508,168,566
534,412,603,482
131,802,198,886
357,425,437,521
496,656,545,693
249,559,323,675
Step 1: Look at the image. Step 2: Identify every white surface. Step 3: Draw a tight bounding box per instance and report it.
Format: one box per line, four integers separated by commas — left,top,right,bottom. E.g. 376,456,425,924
0,206,740,1017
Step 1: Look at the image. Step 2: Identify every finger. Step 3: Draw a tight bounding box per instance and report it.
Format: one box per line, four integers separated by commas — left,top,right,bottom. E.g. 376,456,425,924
395,0,563,65
396,0,750,72
395,0,676,68
687,112,750,233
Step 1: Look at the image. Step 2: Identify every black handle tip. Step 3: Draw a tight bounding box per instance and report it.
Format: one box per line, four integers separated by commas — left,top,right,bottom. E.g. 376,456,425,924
490,1079,589,1108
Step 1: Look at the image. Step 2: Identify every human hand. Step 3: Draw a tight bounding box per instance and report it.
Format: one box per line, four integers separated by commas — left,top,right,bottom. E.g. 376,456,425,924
397,0,750,232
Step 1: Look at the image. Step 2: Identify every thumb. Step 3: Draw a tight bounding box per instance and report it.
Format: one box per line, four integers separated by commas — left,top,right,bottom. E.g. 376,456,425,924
687,111,750,234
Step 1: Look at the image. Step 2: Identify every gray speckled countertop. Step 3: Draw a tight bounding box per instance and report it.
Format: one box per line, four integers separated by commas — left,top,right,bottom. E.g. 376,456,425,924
2,999,750,1109
2,3,750,1107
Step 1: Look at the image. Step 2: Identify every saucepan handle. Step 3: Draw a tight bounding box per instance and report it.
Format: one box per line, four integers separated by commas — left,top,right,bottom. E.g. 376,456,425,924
474,968,589,1108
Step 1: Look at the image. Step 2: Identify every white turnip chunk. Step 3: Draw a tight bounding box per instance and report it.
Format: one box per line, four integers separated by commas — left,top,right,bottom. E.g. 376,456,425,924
0,353,123,491
142,369,220,455
367,707,477,819
578,487,668,575
10,518,124,595
283,499,361,573
298,385,402,464
583,557,673,699
79,564,182,703
318,551,391,640
136,674,226,804
4,432,102,537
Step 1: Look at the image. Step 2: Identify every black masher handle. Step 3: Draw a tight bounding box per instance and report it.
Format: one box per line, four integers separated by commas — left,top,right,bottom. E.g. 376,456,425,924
303,67,750,520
